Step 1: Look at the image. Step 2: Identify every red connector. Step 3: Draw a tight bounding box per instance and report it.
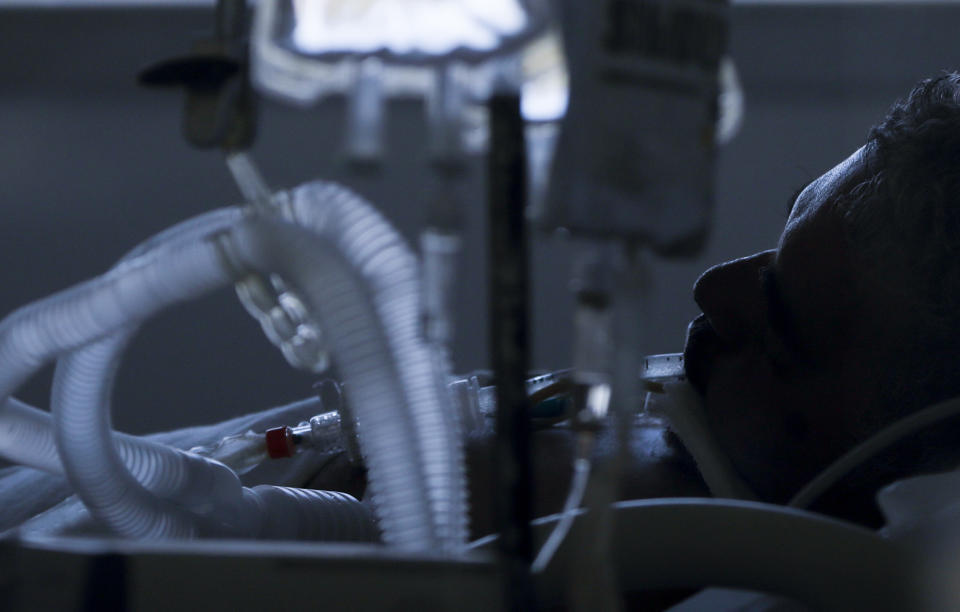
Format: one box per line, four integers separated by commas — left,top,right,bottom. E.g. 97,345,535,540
265,426,296,458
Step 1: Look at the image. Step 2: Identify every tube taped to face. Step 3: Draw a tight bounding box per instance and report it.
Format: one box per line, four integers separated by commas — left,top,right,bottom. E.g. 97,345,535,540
534,0,729,255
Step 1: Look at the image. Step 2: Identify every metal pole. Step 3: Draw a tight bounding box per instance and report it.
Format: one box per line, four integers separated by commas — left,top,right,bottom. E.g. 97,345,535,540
488,86,535,611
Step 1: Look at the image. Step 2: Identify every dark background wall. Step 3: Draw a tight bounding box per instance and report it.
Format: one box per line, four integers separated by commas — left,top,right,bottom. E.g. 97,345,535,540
1,4,958,434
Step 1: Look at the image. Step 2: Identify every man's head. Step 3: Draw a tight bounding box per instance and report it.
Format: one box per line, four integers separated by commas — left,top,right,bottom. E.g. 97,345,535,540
683,73,960,508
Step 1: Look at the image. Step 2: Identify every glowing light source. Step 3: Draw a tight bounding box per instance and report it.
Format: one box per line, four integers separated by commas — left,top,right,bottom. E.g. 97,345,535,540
290,0,529,58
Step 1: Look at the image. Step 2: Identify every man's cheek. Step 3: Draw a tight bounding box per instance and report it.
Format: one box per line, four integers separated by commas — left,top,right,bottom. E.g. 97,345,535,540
701,354,795,482
702,352,778,445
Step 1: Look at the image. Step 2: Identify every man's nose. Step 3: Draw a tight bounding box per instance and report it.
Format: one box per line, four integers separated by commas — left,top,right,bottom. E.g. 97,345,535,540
692,250,776,343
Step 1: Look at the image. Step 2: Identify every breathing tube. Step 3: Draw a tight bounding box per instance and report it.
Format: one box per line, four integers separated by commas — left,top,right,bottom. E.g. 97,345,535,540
0,211,246,495
0,227,245,538
228,185,468,550
0,182,466,550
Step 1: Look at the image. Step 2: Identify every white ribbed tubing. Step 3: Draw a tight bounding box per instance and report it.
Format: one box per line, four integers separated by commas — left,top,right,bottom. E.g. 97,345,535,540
0,231,237,536
0,183,465,547
0,209,243,479
43,182,465,548
248,486,378,541
225,183,468,551
41,211,379,540
0,396,66,474
0,210,250,493
48,208,255,538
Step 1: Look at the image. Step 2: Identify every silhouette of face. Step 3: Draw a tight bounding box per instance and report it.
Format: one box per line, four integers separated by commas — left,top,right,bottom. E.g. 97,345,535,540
683,147,884,502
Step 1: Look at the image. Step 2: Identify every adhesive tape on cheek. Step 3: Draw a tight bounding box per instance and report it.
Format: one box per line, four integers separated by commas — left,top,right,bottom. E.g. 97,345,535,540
645,382,757,501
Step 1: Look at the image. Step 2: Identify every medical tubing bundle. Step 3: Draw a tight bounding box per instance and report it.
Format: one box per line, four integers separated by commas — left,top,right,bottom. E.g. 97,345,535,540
52,217,358,537
45,208,252,538
0,208,244,477
54,332,254,538
0,235,228,410
0,235,235,536
0,212,247,486
60,230,376,540
231,184,468,550
34,181,465,548
0,395,249,491
0,206,369,541
53,209,255,527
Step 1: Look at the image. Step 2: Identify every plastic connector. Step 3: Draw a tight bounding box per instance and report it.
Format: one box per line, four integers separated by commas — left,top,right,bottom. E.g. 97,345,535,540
265,426,296,458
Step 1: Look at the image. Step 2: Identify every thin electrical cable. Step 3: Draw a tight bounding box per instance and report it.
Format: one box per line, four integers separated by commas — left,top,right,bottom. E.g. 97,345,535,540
789,393,960,509
531,432,594,573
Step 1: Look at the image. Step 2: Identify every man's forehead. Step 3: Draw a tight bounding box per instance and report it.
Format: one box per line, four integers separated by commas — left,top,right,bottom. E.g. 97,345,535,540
789,146,867,226
774,146,866,355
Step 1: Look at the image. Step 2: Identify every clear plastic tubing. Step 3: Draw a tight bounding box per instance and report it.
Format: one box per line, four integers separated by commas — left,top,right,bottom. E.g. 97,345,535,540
54,331,251,538
0,231,231,406
0,205,371,541
0,210,242,480
48,209,380,540
0,397,64,473
51,182,466,549
0,394,248,493
0,204,376,540
226,183,468,551
0,230,235,537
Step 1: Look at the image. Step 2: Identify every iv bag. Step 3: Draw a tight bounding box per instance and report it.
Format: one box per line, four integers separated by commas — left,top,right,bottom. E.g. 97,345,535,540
533,0,730,256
